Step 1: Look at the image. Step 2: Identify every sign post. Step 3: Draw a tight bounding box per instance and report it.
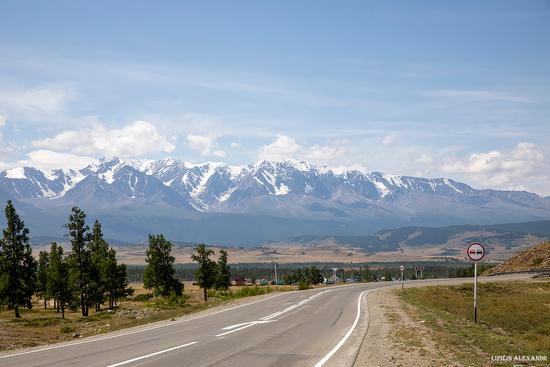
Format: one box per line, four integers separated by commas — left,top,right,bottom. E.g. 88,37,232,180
420,266,424,279
274,262,278,291
467,242,485,323
400,265,405,290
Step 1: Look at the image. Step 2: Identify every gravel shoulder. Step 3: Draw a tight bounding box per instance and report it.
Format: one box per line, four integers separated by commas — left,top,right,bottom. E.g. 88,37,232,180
354,288,460,367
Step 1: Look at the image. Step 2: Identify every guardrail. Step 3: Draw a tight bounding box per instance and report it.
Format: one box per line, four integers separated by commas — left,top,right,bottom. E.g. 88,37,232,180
488,269,550,277
532,272,550,279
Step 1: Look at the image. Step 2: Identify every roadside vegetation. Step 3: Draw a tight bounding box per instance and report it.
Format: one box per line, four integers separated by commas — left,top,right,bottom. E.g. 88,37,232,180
0,201,292,351
398,281,550,366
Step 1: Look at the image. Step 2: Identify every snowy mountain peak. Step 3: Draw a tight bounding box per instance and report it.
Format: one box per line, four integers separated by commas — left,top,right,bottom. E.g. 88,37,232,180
1,157,548,229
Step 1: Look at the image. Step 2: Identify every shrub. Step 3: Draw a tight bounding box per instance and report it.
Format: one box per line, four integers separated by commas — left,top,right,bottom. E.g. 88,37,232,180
60,326,76,334
133,293,154,302
298,280,310,290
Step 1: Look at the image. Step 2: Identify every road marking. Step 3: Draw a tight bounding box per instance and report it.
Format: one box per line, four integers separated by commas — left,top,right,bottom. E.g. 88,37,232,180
105,341,197,367
0,292,288,360
313,290,368,367
216,320,275,337
216,290,332,337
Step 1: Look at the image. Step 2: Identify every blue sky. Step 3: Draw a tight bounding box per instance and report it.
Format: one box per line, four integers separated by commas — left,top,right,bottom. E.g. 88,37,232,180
0,0,549,194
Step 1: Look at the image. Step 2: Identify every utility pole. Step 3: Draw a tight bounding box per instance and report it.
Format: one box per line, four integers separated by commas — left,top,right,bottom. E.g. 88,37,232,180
274,262,278,291
400,265,405,290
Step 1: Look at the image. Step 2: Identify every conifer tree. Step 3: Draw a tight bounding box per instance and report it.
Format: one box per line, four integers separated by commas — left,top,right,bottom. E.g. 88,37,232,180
103,247,132,309
0,201,36,318
144,234,182,297
47,242,74,319
89,220,109,311
191,244,217,301
36,250,51,309
66,207,92,316
215,250,231,290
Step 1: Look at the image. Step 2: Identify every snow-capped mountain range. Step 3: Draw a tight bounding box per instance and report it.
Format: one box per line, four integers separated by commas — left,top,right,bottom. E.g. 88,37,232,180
1,157,549,244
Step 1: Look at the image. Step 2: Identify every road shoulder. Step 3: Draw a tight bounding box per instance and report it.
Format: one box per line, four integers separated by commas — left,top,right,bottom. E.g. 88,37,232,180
353,288,459,367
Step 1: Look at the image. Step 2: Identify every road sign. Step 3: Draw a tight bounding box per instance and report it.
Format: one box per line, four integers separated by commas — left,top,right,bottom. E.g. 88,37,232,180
467,242,486,323
399,265,405,271
467,242,485,261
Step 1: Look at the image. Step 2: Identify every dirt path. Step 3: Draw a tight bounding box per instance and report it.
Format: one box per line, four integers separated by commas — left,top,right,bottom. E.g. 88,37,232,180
354,288,460,367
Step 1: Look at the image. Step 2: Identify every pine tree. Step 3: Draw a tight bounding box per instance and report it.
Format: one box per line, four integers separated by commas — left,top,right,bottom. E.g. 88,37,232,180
143,234,182,297
66,207,92,317
21,243,37,309
89,220,109,312
215,250,231,290
36,250,51,309
103,247,132,309
0,201,36,318
191,244,217,301
47,242,74,319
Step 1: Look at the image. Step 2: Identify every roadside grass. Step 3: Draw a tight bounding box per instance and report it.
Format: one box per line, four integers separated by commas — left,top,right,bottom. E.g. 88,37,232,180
0,282,296,351
398,281,550,366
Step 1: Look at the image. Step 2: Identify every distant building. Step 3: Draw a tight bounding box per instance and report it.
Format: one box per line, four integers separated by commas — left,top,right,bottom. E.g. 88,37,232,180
231,276,246,286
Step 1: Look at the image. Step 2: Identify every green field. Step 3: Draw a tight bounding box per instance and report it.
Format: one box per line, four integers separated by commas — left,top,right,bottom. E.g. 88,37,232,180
399,281,550,366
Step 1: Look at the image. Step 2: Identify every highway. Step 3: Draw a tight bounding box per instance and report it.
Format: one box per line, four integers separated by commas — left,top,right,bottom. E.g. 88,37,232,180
0,276,526,367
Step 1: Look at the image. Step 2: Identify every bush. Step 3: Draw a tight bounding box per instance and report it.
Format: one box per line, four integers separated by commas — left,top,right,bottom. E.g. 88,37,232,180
153,292,190,308
133,293,154,302
298,280,310,290
60,326,76,334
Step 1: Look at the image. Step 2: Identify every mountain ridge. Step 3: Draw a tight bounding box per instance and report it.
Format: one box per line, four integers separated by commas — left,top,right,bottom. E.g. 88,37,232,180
1,157,549,245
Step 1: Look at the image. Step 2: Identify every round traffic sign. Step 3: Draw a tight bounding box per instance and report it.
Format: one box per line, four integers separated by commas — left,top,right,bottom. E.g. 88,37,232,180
467,242,485,261
400,265,405,271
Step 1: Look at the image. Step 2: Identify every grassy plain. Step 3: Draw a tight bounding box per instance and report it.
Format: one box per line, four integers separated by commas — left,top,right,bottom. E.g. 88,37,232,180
398,281,550,366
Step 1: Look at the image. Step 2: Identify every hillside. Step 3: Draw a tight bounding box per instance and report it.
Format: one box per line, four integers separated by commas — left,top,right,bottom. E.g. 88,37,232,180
486,241,550,274
281,220,550,260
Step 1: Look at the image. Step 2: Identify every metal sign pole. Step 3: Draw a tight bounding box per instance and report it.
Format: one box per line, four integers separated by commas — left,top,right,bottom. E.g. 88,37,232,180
467,242,484,324
474,261,477,323
401,269,404,290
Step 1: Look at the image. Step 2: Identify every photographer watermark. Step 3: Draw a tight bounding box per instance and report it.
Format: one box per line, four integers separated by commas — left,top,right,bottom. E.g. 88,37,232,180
491,355,548,364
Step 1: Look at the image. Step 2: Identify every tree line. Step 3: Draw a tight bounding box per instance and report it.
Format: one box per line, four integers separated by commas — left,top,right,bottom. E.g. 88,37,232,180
144,238,231,302
0,202,131,318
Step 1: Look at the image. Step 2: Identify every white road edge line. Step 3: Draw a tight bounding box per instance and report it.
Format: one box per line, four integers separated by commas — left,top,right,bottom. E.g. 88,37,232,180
0,292,287,359
313,290,368,367
105,341,197,367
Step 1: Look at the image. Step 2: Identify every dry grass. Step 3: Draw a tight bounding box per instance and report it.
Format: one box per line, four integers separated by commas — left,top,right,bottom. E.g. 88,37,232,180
398,281,550,366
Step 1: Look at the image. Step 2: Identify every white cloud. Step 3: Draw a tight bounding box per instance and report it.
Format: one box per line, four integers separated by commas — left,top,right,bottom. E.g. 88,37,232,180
415,153,433,165
304,144,345,161
0,85,73,122
382,134,397,145
186,134,226,157
442,142,550,195
0,115,6,128
32,120,175,157
258,134,348,167
230,141,242,148
16,150,96,171
258,134,300,161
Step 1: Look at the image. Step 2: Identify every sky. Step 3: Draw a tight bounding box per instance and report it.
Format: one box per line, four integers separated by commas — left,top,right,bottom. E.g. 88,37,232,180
0,0,549,195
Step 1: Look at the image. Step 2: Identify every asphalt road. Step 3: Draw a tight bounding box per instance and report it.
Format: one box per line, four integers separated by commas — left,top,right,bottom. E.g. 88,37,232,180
0,276,527,367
